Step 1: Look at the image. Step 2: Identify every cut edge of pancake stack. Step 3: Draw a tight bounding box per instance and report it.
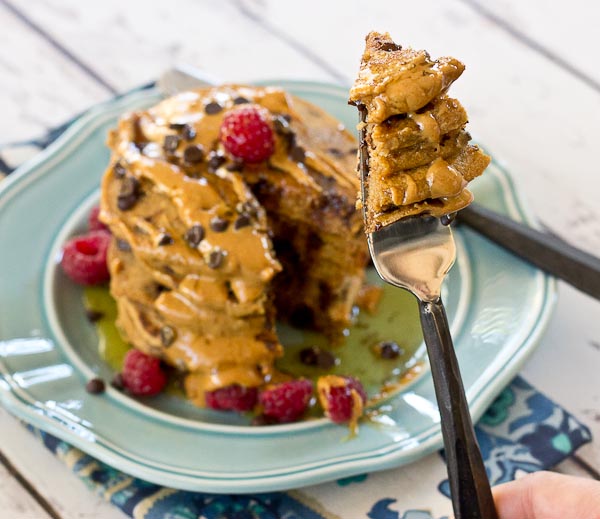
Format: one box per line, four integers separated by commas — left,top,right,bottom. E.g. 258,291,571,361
99,85,369,406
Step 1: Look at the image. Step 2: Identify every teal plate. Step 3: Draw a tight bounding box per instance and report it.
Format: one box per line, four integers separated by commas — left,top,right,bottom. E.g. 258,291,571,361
0,82,555,493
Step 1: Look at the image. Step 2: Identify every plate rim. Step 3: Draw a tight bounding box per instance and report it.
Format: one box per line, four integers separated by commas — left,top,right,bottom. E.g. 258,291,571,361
0,81,557,492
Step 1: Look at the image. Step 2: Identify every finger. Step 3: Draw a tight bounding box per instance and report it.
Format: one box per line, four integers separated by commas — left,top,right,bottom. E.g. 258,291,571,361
493,471,600,519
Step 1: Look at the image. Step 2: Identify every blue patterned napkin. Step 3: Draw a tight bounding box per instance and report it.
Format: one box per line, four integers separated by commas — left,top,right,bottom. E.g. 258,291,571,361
1,90,592,518
23,377,590,518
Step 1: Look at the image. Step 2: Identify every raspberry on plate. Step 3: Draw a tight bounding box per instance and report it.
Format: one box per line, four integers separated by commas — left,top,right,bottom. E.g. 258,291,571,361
88,205,109,232
219,105,275,163
205,384,258,412
60,230,111,285
259,379,313,423
121,349,167,396
317,375,367,430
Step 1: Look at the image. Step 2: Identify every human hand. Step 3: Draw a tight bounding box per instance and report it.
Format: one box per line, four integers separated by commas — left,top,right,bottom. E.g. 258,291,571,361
493,471,600,518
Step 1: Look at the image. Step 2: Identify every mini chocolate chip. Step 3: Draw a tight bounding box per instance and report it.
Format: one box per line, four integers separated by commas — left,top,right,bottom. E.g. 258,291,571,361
299,346,336,369
182,124,196,141
204,101,223,115
273,115,293,136
234,214,251,230
116,238,132,252
233,96,249,105
441,213,456,226
160,326,176,347
378,41,402,52
251,414,278,426
377,341,403,359
169,122,187,130
163,134,180,153
290,145,306,163
207,152,226,172
86,378,106,395
281,114,292,122
157,233,174,246
117,176,140,211
207,249,225,269
183,144,204,164
226,160,244,172
327,147,343,157
113,160,126,178
111,373,125,390
184,224,205,247
210,217,229,233
85,309,104,322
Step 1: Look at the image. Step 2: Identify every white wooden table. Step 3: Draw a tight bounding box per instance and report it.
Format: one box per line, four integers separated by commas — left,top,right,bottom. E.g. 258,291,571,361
1,0,599,516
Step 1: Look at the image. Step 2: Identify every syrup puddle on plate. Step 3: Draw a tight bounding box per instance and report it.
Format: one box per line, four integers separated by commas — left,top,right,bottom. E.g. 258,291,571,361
83,269,425,409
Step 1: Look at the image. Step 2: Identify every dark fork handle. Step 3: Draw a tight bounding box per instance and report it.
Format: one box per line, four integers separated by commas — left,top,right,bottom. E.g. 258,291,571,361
458,203,600,300
420,299,499,519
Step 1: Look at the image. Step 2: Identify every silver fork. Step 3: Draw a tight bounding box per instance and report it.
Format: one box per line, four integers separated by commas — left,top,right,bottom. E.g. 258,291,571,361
358,107,499,519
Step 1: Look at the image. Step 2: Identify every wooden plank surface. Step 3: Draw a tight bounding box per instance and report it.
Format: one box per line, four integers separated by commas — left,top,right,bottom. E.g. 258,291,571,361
0,459,52,519
0,408,127,519
1,0,599,516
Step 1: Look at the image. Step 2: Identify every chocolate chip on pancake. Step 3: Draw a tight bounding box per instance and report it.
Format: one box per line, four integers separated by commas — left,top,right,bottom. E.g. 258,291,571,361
209,217,229,233
204,101,223,115
226,160,244,172
113,160,126,178
207,152,226,172
273,115,294,137
160,326,177,347
157,233,174,246
184,224,205,248
234,214,251,230
116,238,132,252
289,145,306,164
183,144,205,164
233,96,249,105
207,249,225,269
182,124,196,141
163,134,180,153
117,176,141,211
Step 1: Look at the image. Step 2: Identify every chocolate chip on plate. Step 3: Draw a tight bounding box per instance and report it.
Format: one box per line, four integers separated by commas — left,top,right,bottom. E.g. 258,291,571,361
85,378,106,395
117,176,141,211
210,216,229,233
299,346,336,369
183,144,205,164
157,233,174,246
85,309,104,322
184,224,205,247
163,134,180,153
234,214,251,230
160,326,177,347
207,249,225,269
113,160,126,178
375,340,403,360
233,96,250,105
111,373,125,390
204,101,223,115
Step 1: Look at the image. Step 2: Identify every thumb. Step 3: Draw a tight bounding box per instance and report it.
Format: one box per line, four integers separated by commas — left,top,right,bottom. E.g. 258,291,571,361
493,471,600,519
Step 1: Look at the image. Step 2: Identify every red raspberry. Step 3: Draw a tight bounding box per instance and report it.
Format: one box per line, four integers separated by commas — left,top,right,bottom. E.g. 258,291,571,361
219,105,275,163
88,206,109,232
121,349,167,396
259,379,313,423
60,230,111,285
317,375,367,425
205,384,258,412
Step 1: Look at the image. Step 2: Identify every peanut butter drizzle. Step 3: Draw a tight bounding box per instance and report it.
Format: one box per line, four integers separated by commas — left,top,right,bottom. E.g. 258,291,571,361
100,84,362,405
349,32,490,232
